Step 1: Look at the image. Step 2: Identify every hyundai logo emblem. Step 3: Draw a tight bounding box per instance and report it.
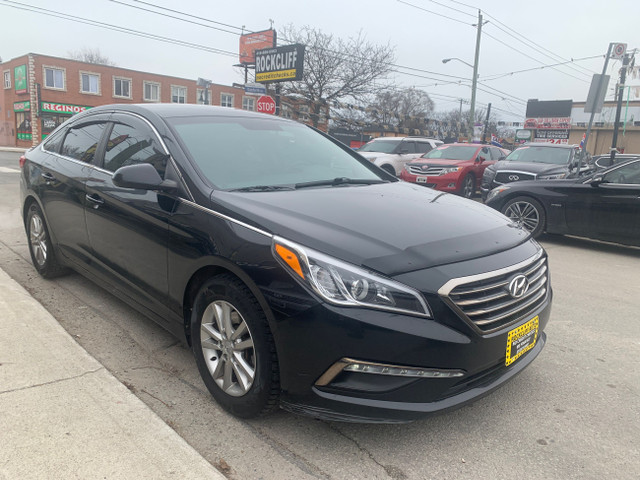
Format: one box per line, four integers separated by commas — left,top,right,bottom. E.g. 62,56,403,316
508,274,529,298
508,174,520,181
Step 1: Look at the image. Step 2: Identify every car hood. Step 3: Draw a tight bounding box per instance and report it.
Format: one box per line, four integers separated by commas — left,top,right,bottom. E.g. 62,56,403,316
492,160,567,175
211,182,529,277
408,158,470,167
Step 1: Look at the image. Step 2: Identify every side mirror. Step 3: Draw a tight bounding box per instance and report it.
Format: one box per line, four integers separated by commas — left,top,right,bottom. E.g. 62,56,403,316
590,174,604,186
113,163,177,193
476,155,486,162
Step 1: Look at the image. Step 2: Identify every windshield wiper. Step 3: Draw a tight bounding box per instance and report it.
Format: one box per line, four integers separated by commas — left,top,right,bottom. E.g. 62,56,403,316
230,185,294,192
294,177,387,189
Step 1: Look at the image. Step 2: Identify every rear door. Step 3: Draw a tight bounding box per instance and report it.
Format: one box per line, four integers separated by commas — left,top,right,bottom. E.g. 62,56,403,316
36,116,111,265
84,112,175,319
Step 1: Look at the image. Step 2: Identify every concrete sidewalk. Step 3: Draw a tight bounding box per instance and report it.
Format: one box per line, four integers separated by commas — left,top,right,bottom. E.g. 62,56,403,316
0,267,225,479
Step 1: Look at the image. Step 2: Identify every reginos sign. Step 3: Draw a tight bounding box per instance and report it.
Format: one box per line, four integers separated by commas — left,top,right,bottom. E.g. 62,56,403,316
255,44,305,83
41,102,92,114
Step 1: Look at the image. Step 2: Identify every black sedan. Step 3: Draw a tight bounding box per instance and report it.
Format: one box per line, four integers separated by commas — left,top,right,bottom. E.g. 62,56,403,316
485,157,640,246
20,104,551,423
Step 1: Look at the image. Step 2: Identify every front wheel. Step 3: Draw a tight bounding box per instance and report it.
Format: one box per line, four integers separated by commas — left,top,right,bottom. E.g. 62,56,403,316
501,196,546,238
191,274,279,418
460,174,475,198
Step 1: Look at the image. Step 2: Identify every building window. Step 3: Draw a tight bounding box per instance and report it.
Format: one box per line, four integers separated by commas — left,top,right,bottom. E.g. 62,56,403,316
171,85,187,103
143,81,160,102
197,88,210,105
80,72,100,94
113,77,132,99
3,70,10,89
242,96,255,111
281,104,293,119
220,93,234,108
44,66,65,90
299,105,310,121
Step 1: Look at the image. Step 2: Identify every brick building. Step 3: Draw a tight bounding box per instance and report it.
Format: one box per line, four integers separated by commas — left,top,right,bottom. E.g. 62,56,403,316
1,53,327,148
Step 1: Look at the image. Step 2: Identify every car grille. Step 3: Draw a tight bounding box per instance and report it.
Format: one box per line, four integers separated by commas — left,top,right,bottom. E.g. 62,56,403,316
494,171,536,184
439,252,549,333
407,164,444,175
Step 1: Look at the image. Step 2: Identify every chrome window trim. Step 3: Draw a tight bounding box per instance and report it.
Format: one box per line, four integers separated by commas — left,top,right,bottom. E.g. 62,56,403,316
178,198,271,238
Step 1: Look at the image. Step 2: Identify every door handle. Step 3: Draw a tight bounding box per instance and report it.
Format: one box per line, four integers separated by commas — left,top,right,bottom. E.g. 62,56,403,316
85,194,105,209
41,172,55,182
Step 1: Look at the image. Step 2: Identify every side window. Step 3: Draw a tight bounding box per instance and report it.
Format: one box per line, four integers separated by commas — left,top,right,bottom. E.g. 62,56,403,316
603,161,640,185
400,141,416,154
490,148,503,160
416,142,432,154
42,128,66,154
103,117,167,177
60,123,108,163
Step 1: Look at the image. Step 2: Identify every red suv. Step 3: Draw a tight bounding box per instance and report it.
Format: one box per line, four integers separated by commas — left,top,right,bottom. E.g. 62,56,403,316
400,143,508,198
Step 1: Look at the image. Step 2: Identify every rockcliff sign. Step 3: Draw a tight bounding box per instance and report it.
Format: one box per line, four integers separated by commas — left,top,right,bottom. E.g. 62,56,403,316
255,44,305,83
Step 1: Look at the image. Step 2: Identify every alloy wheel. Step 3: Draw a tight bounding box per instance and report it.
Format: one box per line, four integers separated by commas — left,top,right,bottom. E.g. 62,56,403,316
200,300,256,397
503,201,540,233
29,213,48,267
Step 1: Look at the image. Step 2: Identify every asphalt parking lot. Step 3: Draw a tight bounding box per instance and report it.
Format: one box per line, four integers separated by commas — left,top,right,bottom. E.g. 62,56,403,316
0,150,638,479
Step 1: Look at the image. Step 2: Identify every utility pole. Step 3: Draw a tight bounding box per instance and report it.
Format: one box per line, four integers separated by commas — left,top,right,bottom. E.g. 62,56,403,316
469,10,483,139
610,53,631,163
482,103,491,143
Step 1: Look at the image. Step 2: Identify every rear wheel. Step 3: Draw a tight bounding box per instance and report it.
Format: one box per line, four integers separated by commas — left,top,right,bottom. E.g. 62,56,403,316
26,203,68,278
191,274,279,418
501,196,546,238
460,173,475,198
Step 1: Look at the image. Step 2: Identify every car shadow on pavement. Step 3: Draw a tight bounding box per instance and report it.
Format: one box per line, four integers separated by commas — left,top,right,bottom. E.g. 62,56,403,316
538,233,640,257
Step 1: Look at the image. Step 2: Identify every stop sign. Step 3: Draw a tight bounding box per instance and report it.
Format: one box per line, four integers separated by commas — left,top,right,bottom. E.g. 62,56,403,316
256,95,276,115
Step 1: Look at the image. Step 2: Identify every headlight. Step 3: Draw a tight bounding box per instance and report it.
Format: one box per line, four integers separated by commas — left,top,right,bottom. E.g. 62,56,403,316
486,185,510,202
273,237,432,318
538,173,566,180
439,167,461,175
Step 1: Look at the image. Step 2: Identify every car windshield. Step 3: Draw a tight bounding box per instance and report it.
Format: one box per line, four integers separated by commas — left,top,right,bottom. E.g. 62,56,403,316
506,146,572,165
358,139,402,153
421,145,478,161
168,115,384,190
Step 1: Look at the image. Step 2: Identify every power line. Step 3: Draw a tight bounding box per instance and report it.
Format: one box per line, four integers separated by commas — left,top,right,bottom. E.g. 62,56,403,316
482,55,604,81
1,1,237,57
396,0,472,25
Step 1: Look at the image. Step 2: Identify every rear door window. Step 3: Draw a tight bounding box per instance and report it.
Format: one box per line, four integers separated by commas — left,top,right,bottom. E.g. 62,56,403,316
60,122,109,163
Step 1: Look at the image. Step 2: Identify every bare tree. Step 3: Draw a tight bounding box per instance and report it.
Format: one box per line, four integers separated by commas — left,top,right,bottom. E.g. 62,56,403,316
368,87,434,128
68,48,116,66
278,26,395,128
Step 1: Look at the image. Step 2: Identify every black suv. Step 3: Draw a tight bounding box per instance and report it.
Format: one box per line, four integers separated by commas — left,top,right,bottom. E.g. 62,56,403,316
481,143,587,201
20,104,551,423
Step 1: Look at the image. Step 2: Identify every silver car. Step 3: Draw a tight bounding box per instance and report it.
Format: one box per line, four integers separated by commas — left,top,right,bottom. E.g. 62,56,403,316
358,137,443,175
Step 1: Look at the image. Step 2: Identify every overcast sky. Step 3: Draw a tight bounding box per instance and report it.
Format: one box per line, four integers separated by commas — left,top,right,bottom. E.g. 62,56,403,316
1,0,638,121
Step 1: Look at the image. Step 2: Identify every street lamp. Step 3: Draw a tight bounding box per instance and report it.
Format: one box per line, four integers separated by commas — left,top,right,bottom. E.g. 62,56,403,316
442,58,474,69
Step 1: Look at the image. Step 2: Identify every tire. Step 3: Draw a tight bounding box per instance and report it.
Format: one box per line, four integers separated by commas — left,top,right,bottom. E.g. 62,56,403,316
501,196,546,238
381,164,396,176
460,173,475,198
26,203,68,278
191,274,279,418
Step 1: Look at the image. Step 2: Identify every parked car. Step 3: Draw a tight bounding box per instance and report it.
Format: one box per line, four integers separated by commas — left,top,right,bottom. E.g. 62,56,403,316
400,143,509,198
591,153,640,170
481,143,590,201
357,136,443,176
21,104,551,423
485,157,640,245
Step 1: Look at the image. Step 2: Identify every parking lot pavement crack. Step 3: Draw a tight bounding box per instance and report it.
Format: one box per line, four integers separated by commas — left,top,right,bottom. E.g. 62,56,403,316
247,424,333,480
325,423,408,480
0,367,104,396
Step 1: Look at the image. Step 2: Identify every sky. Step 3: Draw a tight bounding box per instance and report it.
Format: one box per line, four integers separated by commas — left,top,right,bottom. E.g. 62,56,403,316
1,0,639,122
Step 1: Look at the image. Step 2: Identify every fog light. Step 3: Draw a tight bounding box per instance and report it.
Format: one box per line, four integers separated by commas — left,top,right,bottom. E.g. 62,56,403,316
315,358,465,386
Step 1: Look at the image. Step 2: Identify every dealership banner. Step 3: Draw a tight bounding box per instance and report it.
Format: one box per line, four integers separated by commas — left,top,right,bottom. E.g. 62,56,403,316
40,102,92,114
255,44,305,83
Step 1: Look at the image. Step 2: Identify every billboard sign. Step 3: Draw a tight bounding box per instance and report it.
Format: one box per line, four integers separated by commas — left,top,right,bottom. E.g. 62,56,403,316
255,44,305,83
524,117,571,129
239,29,276,64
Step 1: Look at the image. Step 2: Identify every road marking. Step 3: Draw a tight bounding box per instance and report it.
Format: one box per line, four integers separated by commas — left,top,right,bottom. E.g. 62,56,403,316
0,167,20,173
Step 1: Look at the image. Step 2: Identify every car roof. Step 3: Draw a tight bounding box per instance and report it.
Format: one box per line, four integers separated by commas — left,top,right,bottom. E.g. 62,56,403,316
519,143,578,149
